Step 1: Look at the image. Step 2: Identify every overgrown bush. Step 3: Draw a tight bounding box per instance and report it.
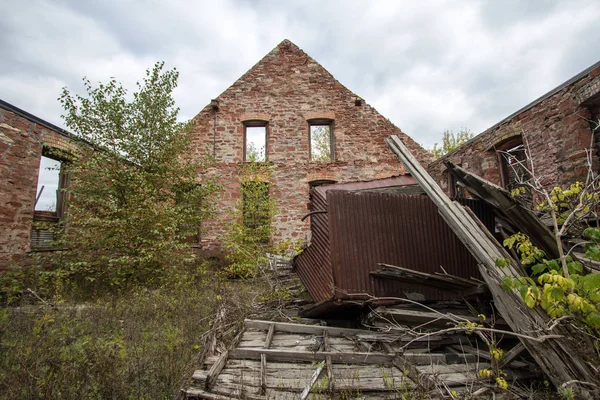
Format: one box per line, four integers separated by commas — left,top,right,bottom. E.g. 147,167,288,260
40,62,219,291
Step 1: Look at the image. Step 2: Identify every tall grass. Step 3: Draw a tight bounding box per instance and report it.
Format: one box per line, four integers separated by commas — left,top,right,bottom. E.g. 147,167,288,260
0,265,268,400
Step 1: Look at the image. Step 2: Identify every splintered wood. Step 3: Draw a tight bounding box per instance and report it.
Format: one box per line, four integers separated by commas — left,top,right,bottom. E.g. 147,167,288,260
184,319,534,399
385,135,599,398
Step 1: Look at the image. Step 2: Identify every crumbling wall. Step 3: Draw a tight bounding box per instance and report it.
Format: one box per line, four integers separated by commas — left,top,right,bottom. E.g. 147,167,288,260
189,40,432,249
0,104,75,269
428,64,600,196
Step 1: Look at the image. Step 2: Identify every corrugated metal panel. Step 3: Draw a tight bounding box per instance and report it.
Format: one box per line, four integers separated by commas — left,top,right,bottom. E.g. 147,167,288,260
293,176,418,303
327,191,483,301
293,187,334,302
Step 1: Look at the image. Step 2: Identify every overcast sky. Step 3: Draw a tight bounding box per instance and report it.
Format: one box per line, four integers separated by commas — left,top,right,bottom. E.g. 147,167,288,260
1,0,600,149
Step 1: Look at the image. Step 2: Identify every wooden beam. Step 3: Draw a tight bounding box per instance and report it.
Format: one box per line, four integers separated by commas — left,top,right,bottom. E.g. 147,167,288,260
372,263,478,290
498,342,527,369
245,319,397,337
323,330,333,391
393,358,437,391
260,353,267,395
300,361,325,400
183,388,240,400
229,347,446,366
386,135,599,398
205,350,229,391
230,347,393,365
263,324,275,349
450,344,527,368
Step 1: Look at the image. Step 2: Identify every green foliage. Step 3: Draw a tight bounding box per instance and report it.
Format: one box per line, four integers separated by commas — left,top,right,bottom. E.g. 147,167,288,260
222,160,278,278
430,128,474,158
500,234,600,329
42,62,218,291
535,182,598,226
0,277,213,399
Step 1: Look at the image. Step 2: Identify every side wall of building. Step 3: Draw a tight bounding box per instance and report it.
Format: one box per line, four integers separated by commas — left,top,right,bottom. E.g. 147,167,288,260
189,41,432,249
428,64,600,195
0,105,75,269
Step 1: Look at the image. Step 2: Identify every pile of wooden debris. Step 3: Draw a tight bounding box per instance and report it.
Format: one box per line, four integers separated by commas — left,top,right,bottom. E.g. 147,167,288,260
182,135,599,399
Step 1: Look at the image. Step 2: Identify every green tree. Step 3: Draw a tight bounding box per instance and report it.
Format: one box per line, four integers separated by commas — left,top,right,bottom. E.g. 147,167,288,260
430,128,474,158
47,62,218,290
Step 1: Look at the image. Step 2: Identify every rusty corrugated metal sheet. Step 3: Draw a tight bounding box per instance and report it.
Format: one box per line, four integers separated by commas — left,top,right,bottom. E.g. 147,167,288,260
294,176,418,303
293,186,333,302
327,191,484,301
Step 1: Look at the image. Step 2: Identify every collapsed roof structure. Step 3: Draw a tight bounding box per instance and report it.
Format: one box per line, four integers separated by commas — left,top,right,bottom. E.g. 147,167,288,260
185,135,599,399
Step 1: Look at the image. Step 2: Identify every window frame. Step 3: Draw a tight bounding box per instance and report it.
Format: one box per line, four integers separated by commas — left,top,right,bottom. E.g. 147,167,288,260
495,136,533,206
243,120,269,162
308,118,335,162
32,148,71,250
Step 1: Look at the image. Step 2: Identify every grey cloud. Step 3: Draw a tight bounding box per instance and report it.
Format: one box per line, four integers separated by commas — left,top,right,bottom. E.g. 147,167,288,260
1,0,599,149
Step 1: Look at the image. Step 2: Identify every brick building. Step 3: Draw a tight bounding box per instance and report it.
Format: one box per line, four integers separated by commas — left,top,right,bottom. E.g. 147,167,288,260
427,61,600,199
189,40,432,249
0,99,79,269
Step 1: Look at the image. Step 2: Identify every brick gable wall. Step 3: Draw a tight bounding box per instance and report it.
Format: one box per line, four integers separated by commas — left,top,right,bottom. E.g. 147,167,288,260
188,40,432,249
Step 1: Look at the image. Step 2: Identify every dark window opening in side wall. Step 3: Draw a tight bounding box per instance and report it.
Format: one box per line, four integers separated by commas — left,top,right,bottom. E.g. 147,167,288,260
496,137,533,207
309,119,334,161
244,121,268,162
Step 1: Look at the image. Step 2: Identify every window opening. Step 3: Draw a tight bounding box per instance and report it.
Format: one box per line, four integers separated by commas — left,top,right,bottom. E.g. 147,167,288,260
244,123,267,162
242,181,271,242
498,139,533,206
309,121,333,161
35,156,62,212
32,152,71,249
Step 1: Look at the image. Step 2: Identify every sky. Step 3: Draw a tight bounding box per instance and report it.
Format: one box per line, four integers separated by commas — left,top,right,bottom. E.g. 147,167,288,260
1,0,600,150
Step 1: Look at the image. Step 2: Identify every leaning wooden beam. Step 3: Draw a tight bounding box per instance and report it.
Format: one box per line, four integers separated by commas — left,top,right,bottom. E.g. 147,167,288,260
386,135,598,398
205,350,229,391
300,361,325,400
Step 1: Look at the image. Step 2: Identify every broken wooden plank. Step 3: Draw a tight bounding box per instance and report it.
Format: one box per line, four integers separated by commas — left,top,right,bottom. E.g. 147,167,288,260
323,329,333,391
498,342,527,369
264,324,275,349
230,346,449,366
392,357,437,391
244,319,398,338
230,347,393,365
372,263,479,291
300,361,325,400
370,306,482,328
445,161,560,259
387,135,599,398
450,344,528,368
260,353,267,394
205,350,229,390
184,387,241,400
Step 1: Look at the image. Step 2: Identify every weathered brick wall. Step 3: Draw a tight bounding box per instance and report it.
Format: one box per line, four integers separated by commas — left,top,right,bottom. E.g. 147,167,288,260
0,105,75,269
428,65,600,196
189,40,432,249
